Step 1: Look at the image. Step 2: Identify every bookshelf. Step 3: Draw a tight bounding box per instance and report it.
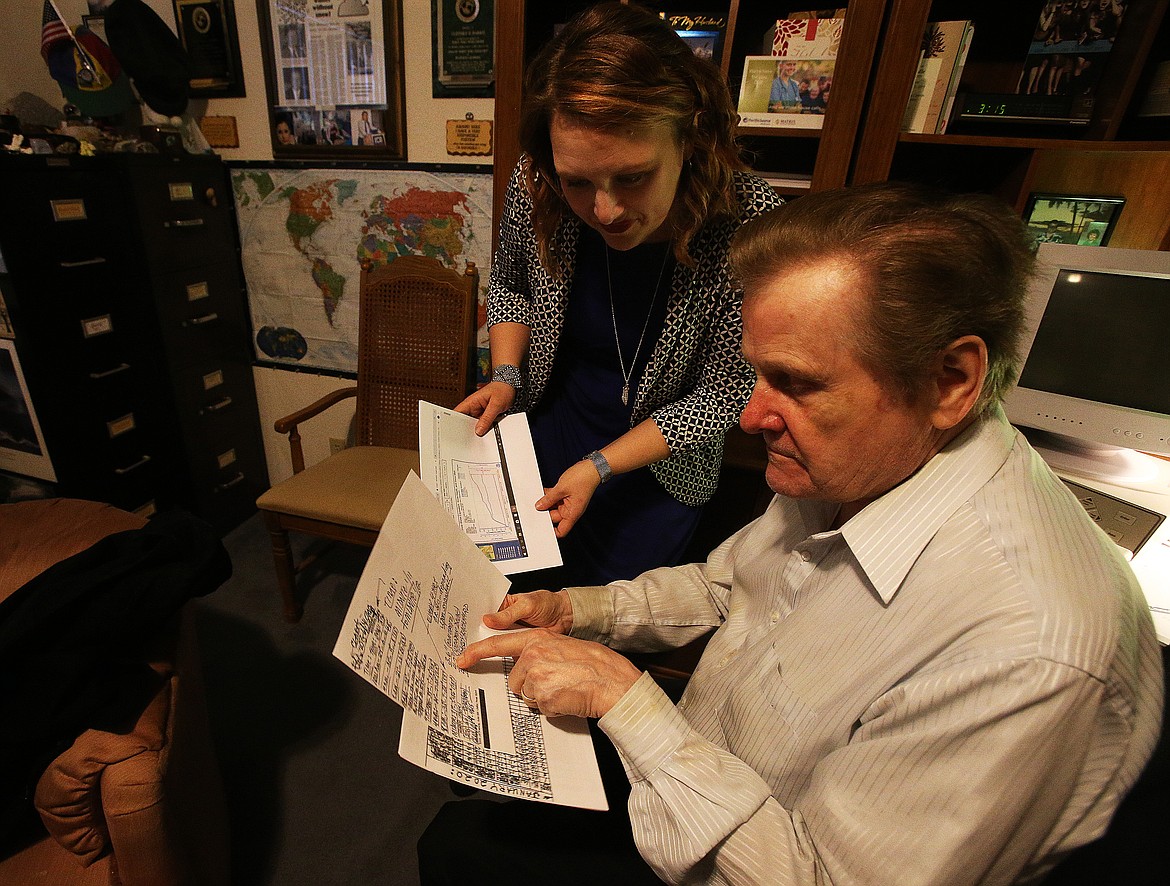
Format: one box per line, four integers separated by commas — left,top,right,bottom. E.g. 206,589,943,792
853,0,1170,249
494,1,1169,250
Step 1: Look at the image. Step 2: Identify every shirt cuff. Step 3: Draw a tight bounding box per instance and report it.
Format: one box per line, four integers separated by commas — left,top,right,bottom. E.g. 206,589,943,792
599,671,693,783
564,585,614,644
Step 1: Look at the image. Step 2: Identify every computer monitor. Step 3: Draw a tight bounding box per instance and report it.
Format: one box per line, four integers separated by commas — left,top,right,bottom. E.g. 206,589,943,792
1004,243,1170,488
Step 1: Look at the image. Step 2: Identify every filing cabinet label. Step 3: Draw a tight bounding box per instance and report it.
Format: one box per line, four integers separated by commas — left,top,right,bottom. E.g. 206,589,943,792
169,182,195,201
217,448,237,469
81,314,113,338
50,198,87,222
203,369,225,390
107,413,136,438
186,281,210,301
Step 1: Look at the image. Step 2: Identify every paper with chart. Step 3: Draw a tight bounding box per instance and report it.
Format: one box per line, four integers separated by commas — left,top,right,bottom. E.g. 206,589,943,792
418,401,561,575
332,472,606,810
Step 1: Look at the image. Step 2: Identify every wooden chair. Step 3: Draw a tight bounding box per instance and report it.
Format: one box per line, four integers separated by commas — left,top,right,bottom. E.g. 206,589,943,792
256,256,479,621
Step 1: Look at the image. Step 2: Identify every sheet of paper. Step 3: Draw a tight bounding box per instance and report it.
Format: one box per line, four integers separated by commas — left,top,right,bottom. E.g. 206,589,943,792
418,401,562,575
332,472,606,810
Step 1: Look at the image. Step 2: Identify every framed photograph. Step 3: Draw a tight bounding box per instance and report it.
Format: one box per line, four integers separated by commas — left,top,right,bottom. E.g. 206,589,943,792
675,29,722,62
1023,193,1125,247
257,0,406,160
172,0,246,97
663,10,726,63
0,339,56,483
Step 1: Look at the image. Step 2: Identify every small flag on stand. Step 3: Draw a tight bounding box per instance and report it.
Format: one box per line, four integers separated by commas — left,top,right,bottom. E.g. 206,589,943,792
40,0,71,60
39,0,132,118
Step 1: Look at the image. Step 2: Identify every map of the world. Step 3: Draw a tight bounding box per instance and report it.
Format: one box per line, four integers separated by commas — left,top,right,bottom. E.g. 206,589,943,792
232,166,493,373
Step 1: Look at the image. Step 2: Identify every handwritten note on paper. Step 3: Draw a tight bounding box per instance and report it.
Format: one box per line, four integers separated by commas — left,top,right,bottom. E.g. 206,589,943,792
332,472,607,810
418,401,562,575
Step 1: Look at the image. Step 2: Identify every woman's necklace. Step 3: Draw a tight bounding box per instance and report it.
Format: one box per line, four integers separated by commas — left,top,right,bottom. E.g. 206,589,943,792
604,242,671,407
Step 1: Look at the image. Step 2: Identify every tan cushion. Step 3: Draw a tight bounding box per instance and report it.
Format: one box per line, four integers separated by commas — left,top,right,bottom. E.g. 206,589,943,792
256,445,420,530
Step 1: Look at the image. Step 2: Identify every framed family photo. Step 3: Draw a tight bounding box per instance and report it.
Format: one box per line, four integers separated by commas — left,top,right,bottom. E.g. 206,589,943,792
1023,193,1125,247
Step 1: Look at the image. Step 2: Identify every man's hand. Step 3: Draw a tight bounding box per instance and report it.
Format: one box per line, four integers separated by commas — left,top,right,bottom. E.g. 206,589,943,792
536,459,601,538
453,382,517,436
457,629,642,719
481,590,574,635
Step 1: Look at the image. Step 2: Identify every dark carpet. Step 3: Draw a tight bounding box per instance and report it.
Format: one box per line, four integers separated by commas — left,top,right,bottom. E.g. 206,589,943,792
193,513,458,885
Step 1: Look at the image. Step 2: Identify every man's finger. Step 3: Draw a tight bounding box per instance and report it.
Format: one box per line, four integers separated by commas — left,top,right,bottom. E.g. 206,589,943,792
482,606,529,630
456,630,533,668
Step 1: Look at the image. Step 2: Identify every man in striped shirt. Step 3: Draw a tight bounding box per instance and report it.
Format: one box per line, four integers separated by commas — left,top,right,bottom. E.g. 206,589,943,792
424,183,1162,885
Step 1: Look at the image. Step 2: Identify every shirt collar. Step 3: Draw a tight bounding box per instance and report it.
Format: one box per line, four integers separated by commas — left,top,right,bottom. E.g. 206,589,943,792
837,407,1018,604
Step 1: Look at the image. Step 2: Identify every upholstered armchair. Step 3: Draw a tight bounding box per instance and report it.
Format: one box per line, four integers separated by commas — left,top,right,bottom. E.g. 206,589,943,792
0,498,230,885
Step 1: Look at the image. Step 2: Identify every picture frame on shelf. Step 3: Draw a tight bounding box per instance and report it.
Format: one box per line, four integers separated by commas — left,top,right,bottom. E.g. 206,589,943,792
661,10,726,63
737,55,835,130
674,28,722,62
1023,193,1125,248
256,0,406,159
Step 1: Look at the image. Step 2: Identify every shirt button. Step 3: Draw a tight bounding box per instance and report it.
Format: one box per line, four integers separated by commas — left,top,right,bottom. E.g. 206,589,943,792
800,550,811,562
719,655,731,667
769,610,780,624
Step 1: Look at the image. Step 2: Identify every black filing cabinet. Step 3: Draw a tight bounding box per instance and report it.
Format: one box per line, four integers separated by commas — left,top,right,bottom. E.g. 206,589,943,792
0,152,267,534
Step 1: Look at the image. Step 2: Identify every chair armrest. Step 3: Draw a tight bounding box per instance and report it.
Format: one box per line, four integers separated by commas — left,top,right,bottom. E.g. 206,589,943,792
33,682,172,870
273,386,357,474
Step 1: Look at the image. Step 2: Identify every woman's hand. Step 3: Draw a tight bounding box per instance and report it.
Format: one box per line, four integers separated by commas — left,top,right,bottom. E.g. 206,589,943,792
536,459,602,538
453,381,517,436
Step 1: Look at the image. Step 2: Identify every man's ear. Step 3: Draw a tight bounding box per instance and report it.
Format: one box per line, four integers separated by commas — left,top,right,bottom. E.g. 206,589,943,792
930,335,987,430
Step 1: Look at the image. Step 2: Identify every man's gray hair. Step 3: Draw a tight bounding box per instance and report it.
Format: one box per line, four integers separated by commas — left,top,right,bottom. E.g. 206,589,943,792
730,181,1037,416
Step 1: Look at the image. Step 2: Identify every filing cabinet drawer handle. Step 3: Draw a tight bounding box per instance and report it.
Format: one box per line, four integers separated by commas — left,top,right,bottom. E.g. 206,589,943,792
183,312,219,327
216,472,246,491
59,257,107,268
89,362,131,379
114,454,152,475
202,396,233,414
164,218,205,228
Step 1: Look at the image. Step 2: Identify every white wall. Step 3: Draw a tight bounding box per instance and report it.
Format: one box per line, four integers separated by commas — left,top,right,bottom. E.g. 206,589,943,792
2,0,497,485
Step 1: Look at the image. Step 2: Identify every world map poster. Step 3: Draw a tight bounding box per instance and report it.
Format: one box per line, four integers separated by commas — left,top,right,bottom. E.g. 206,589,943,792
231,165,493,375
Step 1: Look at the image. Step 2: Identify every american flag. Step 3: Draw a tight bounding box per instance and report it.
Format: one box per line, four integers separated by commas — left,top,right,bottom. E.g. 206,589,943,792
40,0,71,62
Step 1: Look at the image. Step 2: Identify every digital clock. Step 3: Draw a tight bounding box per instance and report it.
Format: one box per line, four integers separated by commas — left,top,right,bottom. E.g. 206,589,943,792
955,93,1092,124
973,101,1008,116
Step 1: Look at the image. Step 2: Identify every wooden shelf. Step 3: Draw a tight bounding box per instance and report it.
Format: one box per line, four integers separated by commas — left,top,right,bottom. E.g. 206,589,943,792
736,126,823,139
899,134,1170,151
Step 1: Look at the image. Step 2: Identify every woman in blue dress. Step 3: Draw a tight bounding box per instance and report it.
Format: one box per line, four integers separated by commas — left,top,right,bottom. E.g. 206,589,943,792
455,2,781,588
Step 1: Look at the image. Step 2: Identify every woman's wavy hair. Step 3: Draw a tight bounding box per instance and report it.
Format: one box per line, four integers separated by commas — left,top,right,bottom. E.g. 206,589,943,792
730,182,1037,418
519,2,746,274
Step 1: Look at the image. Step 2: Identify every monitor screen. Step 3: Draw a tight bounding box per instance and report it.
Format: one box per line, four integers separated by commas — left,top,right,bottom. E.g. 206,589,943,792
1004,243,1170,482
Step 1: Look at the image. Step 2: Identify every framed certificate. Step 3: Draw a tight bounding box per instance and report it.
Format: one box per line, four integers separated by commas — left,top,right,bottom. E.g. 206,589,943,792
172,0,246,97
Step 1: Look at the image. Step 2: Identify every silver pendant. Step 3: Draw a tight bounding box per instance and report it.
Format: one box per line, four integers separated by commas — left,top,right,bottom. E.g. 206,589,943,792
621,385,630,406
